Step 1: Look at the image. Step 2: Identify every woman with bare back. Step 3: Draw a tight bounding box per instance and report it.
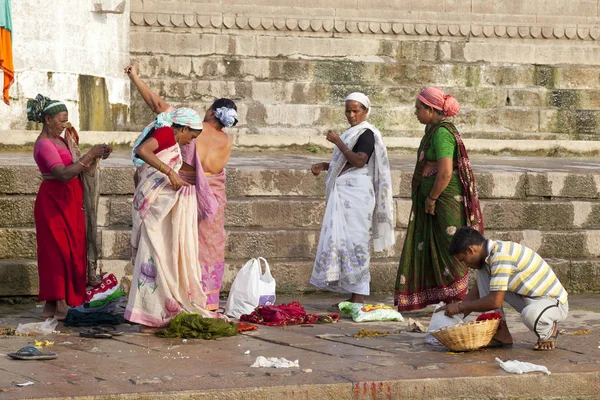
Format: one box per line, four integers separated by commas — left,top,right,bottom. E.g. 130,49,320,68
126,64,238,311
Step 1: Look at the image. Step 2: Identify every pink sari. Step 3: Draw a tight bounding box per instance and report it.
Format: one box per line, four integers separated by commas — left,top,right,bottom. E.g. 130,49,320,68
126,144,219,327
180,140,227,311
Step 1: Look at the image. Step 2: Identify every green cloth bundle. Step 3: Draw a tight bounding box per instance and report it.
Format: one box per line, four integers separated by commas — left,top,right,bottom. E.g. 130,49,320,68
157,313,238,340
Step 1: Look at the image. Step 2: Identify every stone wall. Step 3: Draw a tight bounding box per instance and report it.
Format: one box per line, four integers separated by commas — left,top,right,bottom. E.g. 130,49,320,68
129,0,600,147
0,0,130,134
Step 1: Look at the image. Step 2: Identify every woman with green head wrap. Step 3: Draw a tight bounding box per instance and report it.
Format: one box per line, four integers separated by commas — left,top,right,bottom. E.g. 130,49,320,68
29,94,112,320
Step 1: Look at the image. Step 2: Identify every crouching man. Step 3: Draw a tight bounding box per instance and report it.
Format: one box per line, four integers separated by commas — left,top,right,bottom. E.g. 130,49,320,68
439,227,568,351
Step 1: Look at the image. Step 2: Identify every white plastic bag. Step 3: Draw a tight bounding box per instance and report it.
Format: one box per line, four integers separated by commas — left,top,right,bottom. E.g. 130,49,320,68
15,318,58,335
225,257,276,318
425,302,463,345
496,357,551,375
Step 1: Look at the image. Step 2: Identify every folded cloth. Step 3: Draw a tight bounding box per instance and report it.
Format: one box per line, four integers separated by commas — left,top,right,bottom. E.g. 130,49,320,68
156,313,238,340
73,300,119,314
63,309,125,327
84,274,118,303
88,289,126,308
89,286,120,303
240,302,339,326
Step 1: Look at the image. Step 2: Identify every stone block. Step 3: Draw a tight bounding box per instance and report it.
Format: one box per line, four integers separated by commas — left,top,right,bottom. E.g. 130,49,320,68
131,31,216,56
226,169,326,197
569,260,600,292
225,198,325,228
577,90,600,110
225,229,319,259
526,173,600,199
0,228,36,259
107,197,134,227
508,88,545,108
463,42,537,65
539,109,577,134
576,110,600,134
538,231,586,259
472,0,536,15
100,167,136,195
500,108,539,133
548,89,579,110
0,196,35,227
482,201,575,230
0,166,42,195
480,65,535,88
399,41,440,62
554,66,600,90
99,229,131,259
99,259,132,279
0,260,38,296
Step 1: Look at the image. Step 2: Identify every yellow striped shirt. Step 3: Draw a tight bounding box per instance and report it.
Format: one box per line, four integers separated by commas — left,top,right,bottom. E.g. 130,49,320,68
485,240,568,304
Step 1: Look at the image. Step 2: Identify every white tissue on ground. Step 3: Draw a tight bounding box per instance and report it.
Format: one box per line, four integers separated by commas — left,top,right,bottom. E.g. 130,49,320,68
495,357,551,375
250,356,299,368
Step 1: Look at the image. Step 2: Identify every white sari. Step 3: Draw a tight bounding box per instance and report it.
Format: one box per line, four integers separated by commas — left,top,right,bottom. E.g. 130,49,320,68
310,121,395,295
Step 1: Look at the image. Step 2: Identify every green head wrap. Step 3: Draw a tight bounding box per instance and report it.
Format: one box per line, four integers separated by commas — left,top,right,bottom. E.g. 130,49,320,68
26,94,68,123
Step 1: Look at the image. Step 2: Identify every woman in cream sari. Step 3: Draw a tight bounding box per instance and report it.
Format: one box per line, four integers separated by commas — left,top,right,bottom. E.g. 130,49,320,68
310,93,395,304
126,108,220,333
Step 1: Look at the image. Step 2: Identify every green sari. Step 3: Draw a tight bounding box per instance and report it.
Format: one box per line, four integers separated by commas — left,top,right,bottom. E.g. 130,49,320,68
395,122,483,311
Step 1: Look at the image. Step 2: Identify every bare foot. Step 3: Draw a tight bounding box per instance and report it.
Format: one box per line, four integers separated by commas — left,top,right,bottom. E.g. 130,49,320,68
54,299,69,321
533,323,558,351
42,301,56,318
139,325,161,334
349,294,365,304
492,319,514,346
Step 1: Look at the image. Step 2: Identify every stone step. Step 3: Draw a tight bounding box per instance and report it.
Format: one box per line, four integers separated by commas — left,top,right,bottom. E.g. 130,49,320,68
138,78,600,111
3,226,600,262
2,256,597,297
2,166,600,203
134,55,600,90
2,196,600,232
132,95,600,136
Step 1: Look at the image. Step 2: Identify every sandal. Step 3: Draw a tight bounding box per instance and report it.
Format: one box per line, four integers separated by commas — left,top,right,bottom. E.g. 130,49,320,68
80,325,123,339
533,323,558,351
7,346,57,360
98,325,124,336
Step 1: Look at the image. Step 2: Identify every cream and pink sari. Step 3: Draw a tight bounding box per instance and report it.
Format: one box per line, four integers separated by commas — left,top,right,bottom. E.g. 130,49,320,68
125,144,218,327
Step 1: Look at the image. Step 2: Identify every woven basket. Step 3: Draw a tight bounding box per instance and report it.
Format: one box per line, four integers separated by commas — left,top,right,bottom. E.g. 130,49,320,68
431,319,501,352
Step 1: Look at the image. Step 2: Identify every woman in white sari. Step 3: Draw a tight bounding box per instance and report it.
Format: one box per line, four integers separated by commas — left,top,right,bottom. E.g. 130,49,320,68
126,108,221,333
310,93,395,304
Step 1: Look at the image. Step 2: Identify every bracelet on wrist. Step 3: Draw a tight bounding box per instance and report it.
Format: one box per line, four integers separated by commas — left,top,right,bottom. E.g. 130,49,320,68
78,160,89,168
428,194,438,202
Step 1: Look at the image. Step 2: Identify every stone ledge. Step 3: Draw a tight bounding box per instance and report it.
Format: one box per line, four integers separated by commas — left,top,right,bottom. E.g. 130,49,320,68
130,12,600,42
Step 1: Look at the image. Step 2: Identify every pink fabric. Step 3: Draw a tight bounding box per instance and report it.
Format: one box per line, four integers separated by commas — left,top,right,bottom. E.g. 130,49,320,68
34,138,73,173
180,170,226,311
179,139,219,221
417,87,460,117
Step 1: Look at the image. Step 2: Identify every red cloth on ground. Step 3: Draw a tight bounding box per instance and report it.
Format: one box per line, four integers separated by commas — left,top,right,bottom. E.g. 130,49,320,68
476,312,503,321
240,302,339,326
151,127,176,154
34,178,86,306
237,321,258,333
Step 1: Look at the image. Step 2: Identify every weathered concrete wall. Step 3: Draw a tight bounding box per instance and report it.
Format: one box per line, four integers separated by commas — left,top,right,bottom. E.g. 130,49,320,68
0,0,130,134
129,0,600,146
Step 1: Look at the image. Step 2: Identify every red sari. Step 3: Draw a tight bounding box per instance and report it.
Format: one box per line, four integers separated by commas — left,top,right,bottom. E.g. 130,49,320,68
34,139,86,306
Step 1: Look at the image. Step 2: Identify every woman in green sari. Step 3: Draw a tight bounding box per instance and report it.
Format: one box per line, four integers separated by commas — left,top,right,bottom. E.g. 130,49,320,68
395,87,483,311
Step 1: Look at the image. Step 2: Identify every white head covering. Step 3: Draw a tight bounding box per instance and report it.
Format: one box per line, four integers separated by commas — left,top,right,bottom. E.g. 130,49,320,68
345,92,371,116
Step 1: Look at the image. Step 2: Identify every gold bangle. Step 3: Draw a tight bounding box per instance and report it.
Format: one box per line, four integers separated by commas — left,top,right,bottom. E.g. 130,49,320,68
158,162,164,173
78,160,89,168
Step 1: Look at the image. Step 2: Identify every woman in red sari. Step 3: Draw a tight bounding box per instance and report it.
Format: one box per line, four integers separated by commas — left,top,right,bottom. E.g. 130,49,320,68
28,94,111,320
